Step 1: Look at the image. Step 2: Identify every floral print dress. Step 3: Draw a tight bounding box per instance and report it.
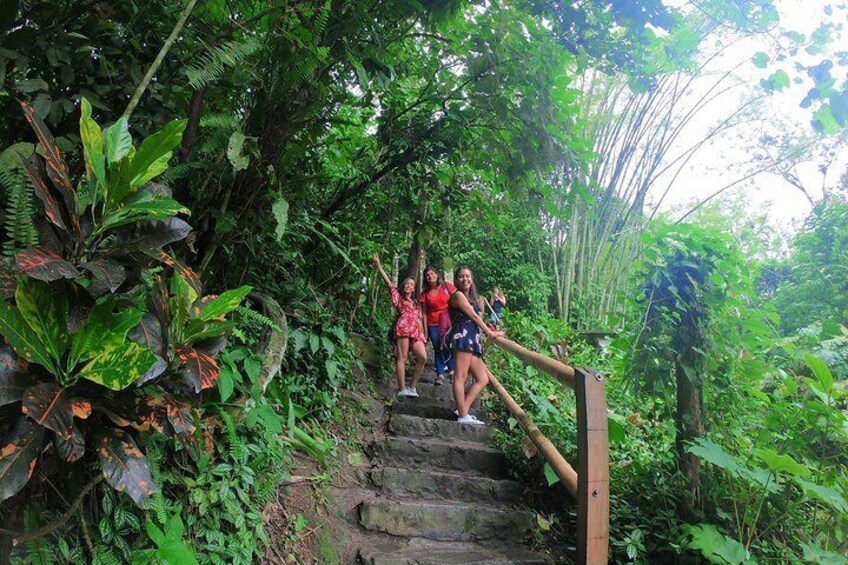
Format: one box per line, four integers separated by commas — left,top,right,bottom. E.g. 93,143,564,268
389,286,425,343
450,301,483,357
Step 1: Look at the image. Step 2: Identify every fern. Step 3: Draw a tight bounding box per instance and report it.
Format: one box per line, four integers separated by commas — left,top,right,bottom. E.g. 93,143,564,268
199,112,240,131
186,38,264,89
0,143,38,257
237,305,282,332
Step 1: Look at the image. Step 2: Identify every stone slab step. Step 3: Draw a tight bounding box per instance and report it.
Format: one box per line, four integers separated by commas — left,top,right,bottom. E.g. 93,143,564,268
370,467,522,503
393,397,482,421
359,499,534,542
389,413,493,443
359,539,550,564
368,437,510,479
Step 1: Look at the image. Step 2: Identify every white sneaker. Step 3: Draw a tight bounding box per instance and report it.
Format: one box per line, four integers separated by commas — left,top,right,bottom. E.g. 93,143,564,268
398,388,413,397
457,414,485,426
407,387,419,397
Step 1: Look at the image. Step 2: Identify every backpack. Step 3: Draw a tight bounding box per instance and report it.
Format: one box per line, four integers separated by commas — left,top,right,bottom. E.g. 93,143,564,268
435,285,453,340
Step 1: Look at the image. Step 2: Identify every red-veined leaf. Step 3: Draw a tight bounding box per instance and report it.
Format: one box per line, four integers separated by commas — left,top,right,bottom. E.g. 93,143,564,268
54,424,85,462
154,250,201,292
21,383,73,439
0,345,32,406
0,418,44,503
177,347,218,393
80,260,126,296
20,101,76,217
97,429,158,507
165,398,195,435
122,218,192,254
22,155,66,231
16,248,79,282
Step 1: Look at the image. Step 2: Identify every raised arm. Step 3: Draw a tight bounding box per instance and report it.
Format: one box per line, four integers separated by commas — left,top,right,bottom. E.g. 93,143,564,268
450,292,504,340
372,254,393,288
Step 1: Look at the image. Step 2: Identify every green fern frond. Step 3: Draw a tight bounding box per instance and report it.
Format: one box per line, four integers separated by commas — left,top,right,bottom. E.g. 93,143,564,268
199,112,240,131
313,0,331,39
237,305,282,332
186,38,264,89
0,143,38,257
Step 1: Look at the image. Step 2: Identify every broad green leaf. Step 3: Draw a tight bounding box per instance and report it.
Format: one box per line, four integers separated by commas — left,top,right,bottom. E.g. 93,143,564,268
751,52,769,69
0,418,44,503
805,354,834,394
686,438,743,476
770,70,790,91
128,119,186,189
79,98,107,191
218,368,234,402
0,299,57,373
815,105,840,134
608,413,626,444
15,276,68,365
79,341,156,391
754,448,810,478
197,285,251,321
795,477,848,514
226,130,249,171
103,117,132,165
97,429,158,507
272,197,288,241
100,196,190,232
146,522,166,546
682,524,751,565
800,542,848,565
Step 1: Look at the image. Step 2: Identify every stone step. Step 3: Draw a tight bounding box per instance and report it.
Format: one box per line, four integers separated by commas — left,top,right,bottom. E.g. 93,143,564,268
369,467,523,503
359,499,534,542
393,396,482,421
368,437,510,479
359,539,550,564
389,413,493,443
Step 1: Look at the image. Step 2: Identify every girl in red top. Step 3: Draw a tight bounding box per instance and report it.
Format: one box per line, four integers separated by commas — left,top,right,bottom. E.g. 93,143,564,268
418,266,456,385
373,254,427,397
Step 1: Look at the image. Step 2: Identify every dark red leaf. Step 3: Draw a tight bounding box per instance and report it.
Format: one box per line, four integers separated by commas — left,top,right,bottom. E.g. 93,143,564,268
154,250,201,292
81,260,126,296
132,396,170,435
22,383,73,439
71,399,92,419
17,248,79,282
54,424,85,462
0,345,32,407
194,336,227,359
20,101,77,219
97,429,158,507
0,257,18,299
122,218,192,254
0,418,44,503
177,347,219,393
128,313,165,357
165,398,196,435
22,155,66,231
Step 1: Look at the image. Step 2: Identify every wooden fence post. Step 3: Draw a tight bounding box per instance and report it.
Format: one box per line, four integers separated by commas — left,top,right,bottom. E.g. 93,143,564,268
575,367,609,565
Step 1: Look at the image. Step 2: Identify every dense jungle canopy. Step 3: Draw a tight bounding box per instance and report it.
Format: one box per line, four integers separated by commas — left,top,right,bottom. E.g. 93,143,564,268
0,0,846,563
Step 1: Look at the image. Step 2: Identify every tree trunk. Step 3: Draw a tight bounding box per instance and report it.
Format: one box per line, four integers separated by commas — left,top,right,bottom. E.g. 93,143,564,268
675,361,704,520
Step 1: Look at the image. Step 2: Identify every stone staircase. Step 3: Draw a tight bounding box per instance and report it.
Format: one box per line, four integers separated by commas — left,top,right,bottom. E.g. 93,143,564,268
357,378,550,564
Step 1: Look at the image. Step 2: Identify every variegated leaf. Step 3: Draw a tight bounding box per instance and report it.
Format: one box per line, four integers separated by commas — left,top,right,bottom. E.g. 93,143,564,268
16,248,79,282
69,303,144,367
184,320,235,344
22,383,74,439
79,341,156,391
0,418,44,503
177,347,219,393
97,429,158,507
123,218,192,254
71,399,92,420
135,354,167,388
0,345,32,406
0,300,57,372
80,260,126,296
154,251,201,292
165,398,195,435
15,276,68,365
55,424,85,462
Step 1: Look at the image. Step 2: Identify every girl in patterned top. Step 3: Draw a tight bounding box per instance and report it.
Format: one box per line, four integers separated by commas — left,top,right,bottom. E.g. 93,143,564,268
449,266,504,425
373,254,427,397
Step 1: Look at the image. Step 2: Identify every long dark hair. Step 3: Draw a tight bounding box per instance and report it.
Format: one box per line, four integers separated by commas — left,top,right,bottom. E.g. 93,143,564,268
422,265,443,289
453,266,478,303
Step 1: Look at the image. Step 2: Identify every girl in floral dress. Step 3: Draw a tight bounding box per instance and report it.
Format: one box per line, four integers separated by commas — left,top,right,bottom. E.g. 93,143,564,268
373,254,427,397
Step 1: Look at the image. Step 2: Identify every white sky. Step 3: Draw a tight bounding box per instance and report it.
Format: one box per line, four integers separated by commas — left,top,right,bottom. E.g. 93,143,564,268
648,0,848,232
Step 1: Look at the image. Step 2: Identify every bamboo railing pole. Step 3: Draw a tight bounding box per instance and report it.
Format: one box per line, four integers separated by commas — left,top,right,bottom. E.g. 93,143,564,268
486,370,578,497
492,337,575,389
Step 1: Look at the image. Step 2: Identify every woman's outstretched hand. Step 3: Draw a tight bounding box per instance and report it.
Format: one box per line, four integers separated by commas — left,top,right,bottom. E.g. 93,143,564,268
488,329,505,340
372,253,381,266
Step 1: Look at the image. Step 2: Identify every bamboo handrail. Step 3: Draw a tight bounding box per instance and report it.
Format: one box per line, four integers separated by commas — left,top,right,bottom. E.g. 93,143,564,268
487,336,609,565
486,369,579,496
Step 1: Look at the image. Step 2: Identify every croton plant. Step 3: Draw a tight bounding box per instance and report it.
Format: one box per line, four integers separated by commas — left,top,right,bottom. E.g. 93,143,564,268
0,100,249,507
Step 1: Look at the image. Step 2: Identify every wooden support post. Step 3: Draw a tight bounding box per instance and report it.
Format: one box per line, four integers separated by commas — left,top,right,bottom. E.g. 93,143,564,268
575,367,609,565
